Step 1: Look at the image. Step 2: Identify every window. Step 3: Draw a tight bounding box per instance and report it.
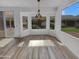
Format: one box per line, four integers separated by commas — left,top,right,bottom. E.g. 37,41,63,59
6,16,14,28
32,17,46,29
22,16,28,30
62,2,79,38
50,16,55,30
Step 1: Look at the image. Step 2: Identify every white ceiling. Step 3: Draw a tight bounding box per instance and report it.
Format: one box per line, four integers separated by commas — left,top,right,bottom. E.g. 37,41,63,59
0,0,77,8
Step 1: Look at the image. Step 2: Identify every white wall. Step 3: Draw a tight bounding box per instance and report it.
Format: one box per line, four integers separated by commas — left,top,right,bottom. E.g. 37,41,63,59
55,31,79,58
29,29,48,35
49,30,56,37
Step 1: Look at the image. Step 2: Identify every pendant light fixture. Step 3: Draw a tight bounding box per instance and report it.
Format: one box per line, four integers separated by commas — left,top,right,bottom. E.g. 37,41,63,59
35,0,43,20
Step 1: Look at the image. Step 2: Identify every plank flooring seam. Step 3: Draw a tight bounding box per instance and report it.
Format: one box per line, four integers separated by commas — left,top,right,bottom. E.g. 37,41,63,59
0,35,78,59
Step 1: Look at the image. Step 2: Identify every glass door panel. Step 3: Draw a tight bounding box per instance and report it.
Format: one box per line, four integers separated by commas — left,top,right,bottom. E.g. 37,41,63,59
0,11,5,37
4,11,15,37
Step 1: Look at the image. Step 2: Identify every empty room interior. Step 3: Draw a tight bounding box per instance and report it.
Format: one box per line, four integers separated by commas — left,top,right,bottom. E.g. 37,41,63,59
0,0,79,59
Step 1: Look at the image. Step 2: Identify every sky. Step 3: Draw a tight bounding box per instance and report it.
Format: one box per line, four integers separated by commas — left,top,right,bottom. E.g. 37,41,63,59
62,2,79,16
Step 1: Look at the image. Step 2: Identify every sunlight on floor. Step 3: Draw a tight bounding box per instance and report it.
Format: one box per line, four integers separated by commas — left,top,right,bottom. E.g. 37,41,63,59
0,38,14,47
18,41,24,47
28,40,55,47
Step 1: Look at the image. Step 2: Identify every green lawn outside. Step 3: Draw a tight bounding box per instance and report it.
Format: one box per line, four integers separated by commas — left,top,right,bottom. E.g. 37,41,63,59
62,27,79,32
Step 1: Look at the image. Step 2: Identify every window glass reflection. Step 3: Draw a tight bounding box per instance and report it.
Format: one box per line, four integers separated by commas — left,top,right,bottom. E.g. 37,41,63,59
6,17,14,28
4,11,15,37
22,16,28,30
32,17,46,29
50,16,55,30
0,11,5,37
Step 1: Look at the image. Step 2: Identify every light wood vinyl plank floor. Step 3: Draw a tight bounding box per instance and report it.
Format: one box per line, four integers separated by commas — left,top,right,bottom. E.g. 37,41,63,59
0,35,78,59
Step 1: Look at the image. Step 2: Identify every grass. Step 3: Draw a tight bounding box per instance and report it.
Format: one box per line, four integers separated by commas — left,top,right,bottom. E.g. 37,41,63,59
62,27,79,32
